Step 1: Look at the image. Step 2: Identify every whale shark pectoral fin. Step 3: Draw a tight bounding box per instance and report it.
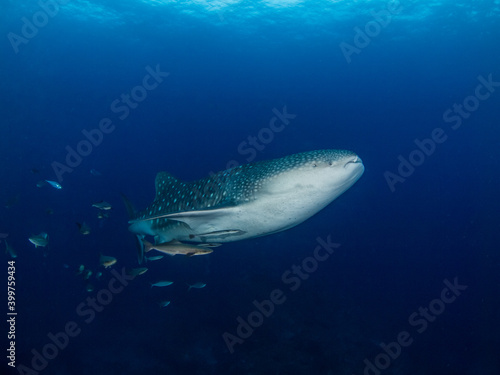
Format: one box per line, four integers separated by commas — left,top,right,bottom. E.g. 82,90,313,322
129,206,236,224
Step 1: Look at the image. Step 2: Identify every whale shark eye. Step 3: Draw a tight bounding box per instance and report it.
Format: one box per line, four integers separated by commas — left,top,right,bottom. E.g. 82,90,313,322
328,161,332,166
312,163,317,168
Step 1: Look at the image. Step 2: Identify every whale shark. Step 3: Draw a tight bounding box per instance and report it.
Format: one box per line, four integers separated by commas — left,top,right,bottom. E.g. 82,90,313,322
129,149,364,242
128,149,364,259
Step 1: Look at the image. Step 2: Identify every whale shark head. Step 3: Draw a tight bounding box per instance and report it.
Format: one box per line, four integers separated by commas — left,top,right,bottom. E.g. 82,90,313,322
260,149,364,197
249,150,364,223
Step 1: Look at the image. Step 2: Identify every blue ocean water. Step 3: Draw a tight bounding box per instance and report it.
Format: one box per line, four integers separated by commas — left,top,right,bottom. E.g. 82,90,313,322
1,0,500,374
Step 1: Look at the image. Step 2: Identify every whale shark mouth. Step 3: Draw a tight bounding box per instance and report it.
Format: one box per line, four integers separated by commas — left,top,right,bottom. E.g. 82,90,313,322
344,156,363,168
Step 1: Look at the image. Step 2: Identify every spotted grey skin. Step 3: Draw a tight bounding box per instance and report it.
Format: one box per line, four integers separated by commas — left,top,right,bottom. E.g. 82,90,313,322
129,149,364,244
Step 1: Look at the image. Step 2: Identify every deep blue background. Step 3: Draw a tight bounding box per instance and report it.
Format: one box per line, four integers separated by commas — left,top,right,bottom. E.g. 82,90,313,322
1,1,500,374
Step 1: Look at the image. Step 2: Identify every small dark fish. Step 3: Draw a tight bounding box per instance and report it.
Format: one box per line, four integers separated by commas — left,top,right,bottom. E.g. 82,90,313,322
76,222,91,235
126,267,148,277
45,180,62,189
158,300,171,308
5,240,16,258
99,254,117,268
151,280,174,287
5,195,19,208
29,232,49,248
83,269,93,280
97,211,109,219
187,282,206,291
92,201,112,210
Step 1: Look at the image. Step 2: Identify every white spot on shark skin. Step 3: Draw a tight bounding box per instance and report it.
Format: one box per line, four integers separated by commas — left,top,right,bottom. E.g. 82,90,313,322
129,150,364,245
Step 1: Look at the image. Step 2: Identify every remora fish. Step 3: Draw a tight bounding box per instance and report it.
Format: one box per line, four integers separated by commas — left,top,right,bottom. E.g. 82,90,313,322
142,239,213,257
128,150,364,247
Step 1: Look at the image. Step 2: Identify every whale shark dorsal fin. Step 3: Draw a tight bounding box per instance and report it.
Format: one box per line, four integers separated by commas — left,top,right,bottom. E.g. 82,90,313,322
155,172,182,201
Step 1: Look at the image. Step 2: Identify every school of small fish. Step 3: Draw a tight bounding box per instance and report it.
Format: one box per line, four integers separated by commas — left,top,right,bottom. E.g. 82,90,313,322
3,168,209,308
